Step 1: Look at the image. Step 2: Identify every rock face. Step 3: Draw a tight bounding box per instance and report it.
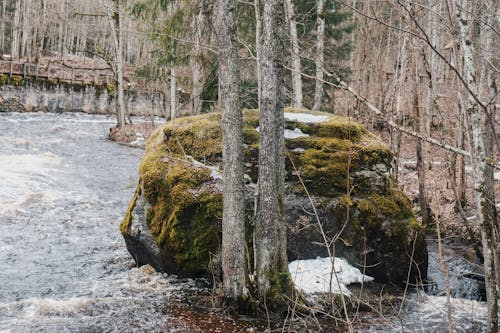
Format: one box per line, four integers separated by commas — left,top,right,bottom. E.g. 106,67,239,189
0,78,189,117
120,109,428,285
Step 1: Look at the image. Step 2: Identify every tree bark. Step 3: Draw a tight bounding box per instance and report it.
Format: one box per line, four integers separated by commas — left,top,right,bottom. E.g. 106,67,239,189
109,0,126,128
285,0,302,108
170,66,177,120
217,0,247,301
254,0,262,106
312,0,325,111
256,0,289,298
458,1,498,331
191,6,205,115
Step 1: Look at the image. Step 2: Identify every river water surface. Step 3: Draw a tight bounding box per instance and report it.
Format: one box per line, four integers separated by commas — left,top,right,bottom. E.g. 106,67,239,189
0,112,493,332
0,112,198,332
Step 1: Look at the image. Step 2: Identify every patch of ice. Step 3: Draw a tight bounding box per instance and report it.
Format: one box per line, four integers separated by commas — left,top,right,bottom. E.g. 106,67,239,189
284,128,309,139
289,257,374,296
284,112,330,123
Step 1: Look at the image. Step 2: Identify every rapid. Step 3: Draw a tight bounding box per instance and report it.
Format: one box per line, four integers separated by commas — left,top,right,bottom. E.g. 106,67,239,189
0,111,493,332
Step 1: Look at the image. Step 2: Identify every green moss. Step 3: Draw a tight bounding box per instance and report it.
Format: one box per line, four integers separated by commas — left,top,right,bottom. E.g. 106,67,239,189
0,74,8,85
120,183,141,234
133,108,401,276
266,270,294,312
11,75,23,86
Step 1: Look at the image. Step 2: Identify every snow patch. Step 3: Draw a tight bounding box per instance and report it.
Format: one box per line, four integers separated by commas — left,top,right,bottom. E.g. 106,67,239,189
284,112,330,123
289,257,374,296
256,126,309,139
494,171,500,181
284,128,309,139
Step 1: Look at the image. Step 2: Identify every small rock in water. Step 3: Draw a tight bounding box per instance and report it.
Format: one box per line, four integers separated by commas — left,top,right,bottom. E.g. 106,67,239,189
139,264,156,275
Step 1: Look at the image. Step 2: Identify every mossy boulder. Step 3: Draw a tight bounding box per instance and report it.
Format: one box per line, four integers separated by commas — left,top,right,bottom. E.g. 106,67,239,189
120,108,427,284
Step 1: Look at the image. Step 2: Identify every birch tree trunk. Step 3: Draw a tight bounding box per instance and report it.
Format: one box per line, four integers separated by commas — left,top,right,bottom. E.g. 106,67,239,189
458,1,498,331
312,0,325,111
217,0,247,301
170,67,177,120
256,0,290,299
285,0,302,108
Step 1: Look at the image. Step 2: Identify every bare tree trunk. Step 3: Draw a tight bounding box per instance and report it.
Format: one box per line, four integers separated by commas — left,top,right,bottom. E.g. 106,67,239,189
110,0,126,128
254,0,262,106
285,0,302,108
191,7,205,115
390,25,409,182
312,0,325,111
170,67,177,120
256,0,289,298
11,0,21,59
58,0,66,57
0,0,7,54
458,1,498,331
411,29,432,226
217,0,247,301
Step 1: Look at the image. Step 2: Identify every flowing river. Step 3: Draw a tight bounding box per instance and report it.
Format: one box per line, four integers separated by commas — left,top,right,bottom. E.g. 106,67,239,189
0,111,492,332
0,112,198,332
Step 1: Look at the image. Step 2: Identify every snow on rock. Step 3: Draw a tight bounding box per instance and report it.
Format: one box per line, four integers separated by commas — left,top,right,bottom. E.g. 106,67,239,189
289,257,374,296
284,128,309,139
256,126,309,139
494,171,500,181
284,112,330,123
189,157,222,180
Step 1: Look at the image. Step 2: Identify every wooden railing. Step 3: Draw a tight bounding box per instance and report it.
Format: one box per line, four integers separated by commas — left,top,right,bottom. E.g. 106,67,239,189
0,60,119,86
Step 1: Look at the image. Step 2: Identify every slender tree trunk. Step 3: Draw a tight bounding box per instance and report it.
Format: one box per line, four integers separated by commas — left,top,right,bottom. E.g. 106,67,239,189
170,66,177,120
254,0,262,106
11,0,21,59
0,0,7,54
191,7,205,115
256,0,289,298
285,0,302,108
458,1,498,331
390,25,409,182
312,0,325,111
411,31,432,226
217,0,247,301
58,0,66,57
110,0,126,128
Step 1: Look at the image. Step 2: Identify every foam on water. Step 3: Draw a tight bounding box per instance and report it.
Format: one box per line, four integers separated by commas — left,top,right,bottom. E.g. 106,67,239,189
0,112,188,333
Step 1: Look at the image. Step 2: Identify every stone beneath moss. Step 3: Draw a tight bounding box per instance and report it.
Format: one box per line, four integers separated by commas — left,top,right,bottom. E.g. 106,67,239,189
120,108,427,283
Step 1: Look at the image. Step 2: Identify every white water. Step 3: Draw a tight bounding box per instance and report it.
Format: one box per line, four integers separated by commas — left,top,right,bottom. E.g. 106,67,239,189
0,112,191,332
0,111,493,332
